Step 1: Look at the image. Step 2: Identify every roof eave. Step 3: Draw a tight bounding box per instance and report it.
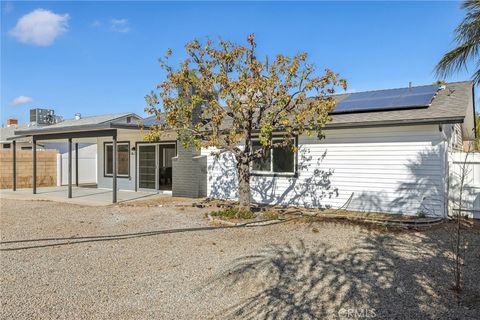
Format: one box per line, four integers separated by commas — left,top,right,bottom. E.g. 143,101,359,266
13,123,113,136
325,116,465,129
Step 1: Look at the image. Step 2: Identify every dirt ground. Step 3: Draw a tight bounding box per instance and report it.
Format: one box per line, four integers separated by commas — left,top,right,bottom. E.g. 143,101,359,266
1,199,479,319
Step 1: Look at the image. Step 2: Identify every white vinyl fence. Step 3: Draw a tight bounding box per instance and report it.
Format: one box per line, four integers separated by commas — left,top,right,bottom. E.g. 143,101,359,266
56,144,97,186
449,152,480,219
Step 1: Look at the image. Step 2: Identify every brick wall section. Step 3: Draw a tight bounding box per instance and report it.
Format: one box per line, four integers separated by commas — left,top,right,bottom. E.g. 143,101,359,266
172,145,207,198
0,150,58,189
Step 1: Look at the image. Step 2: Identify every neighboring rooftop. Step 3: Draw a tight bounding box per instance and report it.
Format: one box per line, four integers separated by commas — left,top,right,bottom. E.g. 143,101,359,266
0,124,30,143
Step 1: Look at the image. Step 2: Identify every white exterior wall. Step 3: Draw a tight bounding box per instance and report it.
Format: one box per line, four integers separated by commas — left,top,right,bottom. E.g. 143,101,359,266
203,124,448,216
96,130,178,192
97,131,143,191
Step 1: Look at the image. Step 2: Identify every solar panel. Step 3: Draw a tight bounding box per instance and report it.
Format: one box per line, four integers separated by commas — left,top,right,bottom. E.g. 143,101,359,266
331,85,439,114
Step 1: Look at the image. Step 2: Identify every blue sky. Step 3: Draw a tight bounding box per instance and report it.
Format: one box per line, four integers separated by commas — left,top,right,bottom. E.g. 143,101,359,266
1,1,476,124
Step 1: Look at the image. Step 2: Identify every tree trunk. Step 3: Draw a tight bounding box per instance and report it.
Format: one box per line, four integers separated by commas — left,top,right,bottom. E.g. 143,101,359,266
237,159,251,212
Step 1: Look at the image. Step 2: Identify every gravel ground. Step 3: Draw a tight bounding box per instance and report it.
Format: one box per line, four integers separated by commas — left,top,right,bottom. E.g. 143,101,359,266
1,199,479,320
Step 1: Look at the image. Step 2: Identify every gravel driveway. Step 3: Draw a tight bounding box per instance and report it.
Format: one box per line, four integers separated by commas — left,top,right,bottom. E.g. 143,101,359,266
1,199,479,319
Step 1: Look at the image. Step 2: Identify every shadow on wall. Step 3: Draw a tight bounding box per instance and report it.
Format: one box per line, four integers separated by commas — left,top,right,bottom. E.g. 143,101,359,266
251,149,338,208
208,151,240,200
209,145,447,216
211,226,479,319
208,148,338,208
350,147,446,216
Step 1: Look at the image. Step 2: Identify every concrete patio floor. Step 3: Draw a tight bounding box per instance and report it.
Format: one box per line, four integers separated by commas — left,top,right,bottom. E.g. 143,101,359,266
0,186,161,206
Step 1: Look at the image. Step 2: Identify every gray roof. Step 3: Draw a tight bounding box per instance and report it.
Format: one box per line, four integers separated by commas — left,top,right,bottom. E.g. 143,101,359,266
0,124,31,143
327,81,473,128
141,81,474,132
11,81,475,138
14,112,140,136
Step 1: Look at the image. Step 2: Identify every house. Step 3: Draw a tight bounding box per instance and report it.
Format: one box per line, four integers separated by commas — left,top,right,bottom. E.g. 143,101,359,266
1,113,129,186
1,119,35,150
11,81,476,217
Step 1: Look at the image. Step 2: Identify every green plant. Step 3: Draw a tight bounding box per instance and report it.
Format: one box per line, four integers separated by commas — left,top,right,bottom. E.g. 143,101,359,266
262,211,279,220
436,1,480,84
210,208,256,220
416,211,427,218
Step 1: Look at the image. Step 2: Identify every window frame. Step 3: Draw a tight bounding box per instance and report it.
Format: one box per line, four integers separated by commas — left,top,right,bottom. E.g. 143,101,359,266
250,136,298,177
103,141,130,178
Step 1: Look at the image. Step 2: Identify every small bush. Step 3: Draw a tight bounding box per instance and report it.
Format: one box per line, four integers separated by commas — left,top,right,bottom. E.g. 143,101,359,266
416,211,427,218
210,208,256,220
262,211,279,220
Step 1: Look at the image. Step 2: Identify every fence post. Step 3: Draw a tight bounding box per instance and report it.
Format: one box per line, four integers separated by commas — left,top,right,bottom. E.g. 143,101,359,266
12,140,16,191
32,138,36,194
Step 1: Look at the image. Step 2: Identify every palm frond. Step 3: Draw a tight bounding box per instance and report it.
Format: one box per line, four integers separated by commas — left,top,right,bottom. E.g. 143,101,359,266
436,0,480,84
436,42,479,77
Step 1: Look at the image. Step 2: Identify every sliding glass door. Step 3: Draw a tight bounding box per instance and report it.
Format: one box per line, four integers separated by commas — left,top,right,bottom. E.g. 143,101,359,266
137,143,176,191
158,145,176,190
138,145,157,189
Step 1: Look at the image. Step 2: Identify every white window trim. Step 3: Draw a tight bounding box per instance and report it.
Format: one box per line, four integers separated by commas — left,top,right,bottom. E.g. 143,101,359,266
250,137,296,176
104,142,130,177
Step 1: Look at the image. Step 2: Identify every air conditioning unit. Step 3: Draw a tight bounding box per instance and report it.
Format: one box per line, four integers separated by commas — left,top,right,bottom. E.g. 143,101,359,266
30,108,59,126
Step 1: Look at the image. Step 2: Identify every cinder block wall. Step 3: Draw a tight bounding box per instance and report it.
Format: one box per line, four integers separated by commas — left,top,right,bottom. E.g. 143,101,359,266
172,145,207,198
0,150,58,189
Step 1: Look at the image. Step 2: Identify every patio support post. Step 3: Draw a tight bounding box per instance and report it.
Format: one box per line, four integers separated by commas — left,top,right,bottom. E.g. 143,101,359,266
75,142,79,187
32,138,37,194
68,138,72,198
112,134,117,203
12,140,16,191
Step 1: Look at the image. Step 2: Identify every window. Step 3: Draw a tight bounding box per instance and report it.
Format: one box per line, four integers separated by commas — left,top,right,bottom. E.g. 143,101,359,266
104,142,130,177
251,138,296,175
2,143,11,149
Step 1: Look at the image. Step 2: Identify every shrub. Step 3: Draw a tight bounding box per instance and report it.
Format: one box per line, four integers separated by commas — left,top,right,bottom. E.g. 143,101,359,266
210,208,256,220
416,211,427,218
262,211,280,220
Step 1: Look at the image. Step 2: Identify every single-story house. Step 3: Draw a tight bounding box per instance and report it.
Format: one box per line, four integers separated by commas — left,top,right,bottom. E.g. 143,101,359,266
11,81,476,217
2,114,132,186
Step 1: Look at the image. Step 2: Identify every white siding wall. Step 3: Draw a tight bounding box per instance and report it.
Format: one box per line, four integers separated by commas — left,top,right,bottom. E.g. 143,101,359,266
203,124,448,216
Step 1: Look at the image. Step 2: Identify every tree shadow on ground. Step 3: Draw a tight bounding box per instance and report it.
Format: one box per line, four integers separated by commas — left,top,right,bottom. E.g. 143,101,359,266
213,223,480,319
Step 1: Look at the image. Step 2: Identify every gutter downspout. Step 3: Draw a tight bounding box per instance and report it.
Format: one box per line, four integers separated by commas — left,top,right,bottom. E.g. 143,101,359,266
440,124,450,218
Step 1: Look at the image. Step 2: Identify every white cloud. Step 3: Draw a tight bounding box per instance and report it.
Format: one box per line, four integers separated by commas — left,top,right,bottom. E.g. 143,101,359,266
10,96,33,106
110,18,130,33
9,9,69,46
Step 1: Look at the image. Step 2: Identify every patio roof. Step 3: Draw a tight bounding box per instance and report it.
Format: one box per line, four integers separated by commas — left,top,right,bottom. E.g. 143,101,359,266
7,114,143,204
12,112,143,138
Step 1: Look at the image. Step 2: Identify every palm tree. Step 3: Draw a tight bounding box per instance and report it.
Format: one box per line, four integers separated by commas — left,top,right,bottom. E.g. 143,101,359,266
436,0,480,84
476,112,480,150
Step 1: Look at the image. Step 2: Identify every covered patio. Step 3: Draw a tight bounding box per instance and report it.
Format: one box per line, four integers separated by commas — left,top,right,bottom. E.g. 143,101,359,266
9,116,144,204
0,185,158,206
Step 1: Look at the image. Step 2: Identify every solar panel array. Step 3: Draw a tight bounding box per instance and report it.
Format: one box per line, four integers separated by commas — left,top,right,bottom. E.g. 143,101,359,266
331,85,439,114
